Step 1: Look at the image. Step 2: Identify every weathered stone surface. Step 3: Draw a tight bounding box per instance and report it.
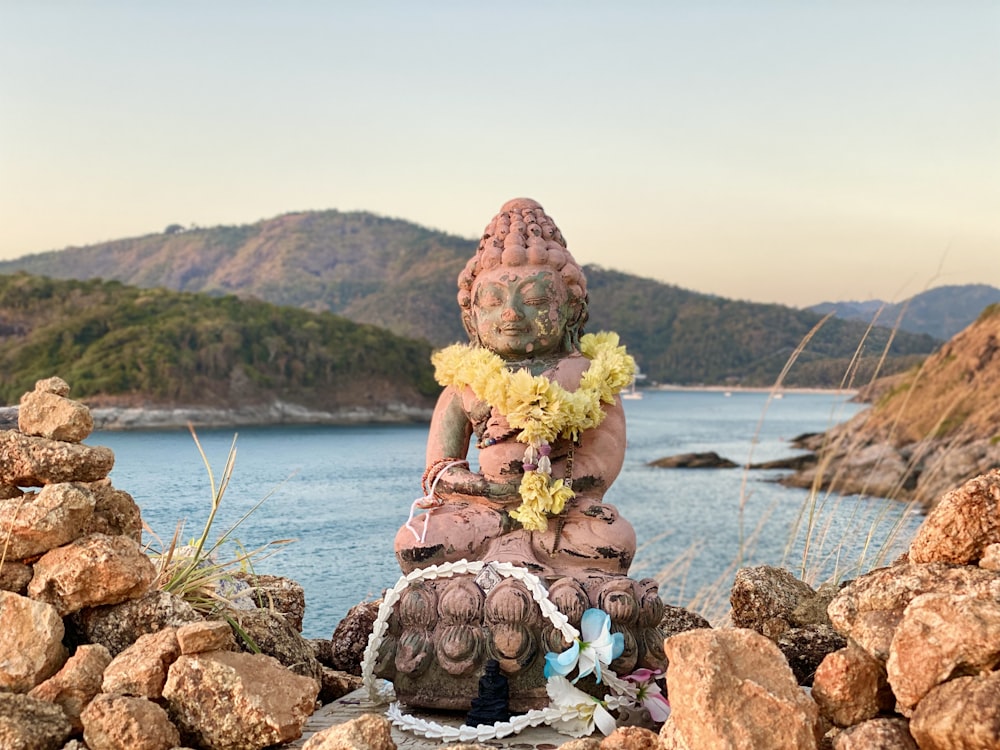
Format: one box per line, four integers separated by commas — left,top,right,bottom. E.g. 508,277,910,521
812,642,894,727
163,650,319,750
28,643,112,732
599,724,661,748
29,376,71,397
329,600,379,675
301,712,395,750
176,619,235,654
72,589,203,656
28,532,156,616
661,627,821,749
19,383,94,442
0,482,22,499
658,719,693,750
559,739,602,750
233,571,307,632
81,693,180,750
102,627,180,699
0,430,114,486
230,606,324,681
317,667,363,705
0,590,67,692
81,479,142,541
981,543,1000,571
777,625,847,686
827,561,1000,660
909,469,1000,565
0,559,33,593
659,603,711,639
730,564,820,638
0,482,96,560
0,692,74,750
831,717,917,749
887,592,1000,710
909,671,1000,749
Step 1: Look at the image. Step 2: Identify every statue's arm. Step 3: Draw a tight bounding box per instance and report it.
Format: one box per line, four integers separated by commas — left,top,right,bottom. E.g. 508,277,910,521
425,387,520,503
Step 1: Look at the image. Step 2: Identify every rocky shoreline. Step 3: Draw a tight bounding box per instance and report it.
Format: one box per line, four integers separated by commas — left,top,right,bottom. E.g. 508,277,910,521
0,401,433,432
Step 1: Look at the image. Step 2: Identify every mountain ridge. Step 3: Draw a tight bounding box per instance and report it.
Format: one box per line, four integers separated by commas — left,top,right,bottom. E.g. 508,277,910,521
0,209,943,387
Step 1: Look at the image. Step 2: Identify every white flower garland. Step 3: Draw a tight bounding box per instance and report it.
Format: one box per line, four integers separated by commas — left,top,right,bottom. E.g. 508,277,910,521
359,559,650,742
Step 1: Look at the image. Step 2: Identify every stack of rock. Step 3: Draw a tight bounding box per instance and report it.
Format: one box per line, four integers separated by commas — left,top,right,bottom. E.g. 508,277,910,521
0,378,332,750
658,468,1000,749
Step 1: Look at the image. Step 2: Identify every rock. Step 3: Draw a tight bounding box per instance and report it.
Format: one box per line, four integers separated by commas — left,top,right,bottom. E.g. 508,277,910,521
831,717,917,749
28,643,112,732
301,712,396,750
0,482,96,560
777,625,847,686
783,442,915,499
72,589,203,656
102,627,180,699
81,479,142,541
981,543,1000,571
177,619,236,654
163,650,319,750
1,559,33,594
909,671,1000,749
28,532,156,616
81,693,180,750
886,592,1000,710
329,600,380,675
600,724,661,748
318,666,363,704
648,451,738,469
0,591,67,692
229,606,324,681
233,571,307,632
0,692,74,750
559,739,602,750
660,627,821,749
827,561,1000,661
909,469,1000,565
812,642,895,727
0,430,114,487
659,603,711,639
730,564,820,638
18,380,94,442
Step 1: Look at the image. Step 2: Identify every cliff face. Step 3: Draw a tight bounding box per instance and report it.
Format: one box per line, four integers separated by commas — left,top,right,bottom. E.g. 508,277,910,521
786,304,1000,507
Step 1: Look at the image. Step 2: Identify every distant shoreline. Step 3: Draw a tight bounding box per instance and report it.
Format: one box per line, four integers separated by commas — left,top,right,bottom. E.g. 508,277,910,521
650,384,861,396
0,386,862,433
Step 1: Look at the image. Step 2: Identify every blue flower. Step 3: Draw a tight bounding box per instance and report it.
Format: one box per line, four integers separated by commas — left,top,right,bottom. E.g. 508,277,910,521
543,608,624,684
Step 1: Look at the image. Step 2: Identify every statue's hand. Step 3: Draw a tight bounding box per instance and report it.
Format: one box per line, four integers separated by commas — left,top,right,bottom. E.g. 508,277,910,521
435,467,521,504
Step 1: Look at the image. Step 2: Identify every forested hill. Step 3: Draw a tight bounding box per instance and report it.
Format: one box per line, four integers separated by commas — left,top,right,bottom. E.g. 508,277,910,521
0,210,941,386
0,273,438,412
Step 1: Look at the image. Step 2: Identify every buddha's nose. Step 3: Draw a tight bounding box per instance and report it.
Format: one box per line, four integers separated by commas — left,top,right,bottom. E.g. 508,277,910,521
501,306,521,322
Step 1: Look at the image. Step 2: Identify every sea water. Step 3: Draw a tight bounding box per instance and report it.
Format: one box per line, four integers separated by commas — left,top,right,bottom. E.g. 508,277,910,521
93,390,922,638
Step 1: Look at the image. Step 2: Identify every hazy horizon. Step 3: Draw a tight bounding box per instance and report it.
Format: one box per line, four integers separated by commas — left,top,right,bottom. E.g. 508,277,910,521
2,2,997,307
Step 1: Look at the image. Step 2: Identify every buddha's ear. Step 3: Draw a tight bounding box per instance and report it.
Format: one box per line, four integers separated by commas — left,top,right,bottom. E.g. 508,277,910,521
461,310,479,344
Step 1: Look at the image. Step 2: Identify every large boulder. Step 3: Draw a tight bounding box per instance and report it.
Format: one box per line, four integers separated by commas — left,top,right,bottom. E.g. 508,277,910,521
0,591,67,692
659,627,821,749
163,650,319,750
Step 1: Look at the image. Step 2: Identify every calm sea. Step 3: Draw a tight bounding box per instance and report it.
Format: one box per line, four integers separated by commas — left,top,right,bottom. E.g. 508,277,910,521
92,390,922,638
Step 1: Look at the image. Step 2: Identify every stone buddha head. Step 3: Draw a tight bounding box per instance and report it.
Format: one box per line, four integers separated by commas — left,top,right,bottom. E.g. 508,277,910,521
458,198,589,360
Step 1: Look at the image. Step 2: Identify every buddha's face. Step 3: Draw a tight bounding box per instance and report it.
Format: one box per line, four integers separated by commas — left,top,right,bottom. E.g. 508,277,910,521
470,265,573,360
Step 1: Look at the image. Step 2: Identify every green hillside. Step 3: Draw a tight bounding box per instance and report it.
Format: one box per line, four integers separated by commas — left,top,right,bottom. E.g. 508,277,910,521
0,210,942,387
0,273,438,410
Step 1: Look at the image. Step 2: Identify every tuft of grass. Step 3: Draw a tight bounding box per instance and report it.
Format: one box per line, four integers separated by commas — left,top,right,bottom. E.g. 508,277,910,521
146,424,294,639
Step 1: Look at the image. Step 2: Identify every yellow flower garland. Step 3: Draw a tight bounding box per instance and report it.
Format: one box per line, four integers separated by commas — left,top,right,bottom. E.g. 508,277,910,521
432,332,636,531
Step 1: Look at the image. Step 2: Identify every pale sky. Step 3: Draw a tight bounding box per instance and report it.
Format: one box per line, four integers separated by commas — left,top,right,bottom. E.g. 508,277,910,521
1,1,997,307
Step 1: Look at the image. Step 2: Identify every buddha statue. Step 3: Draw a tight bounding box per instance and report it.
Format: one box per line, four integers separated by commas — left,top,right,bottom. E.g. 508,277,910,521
376,198,665,711
394,197,636,582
